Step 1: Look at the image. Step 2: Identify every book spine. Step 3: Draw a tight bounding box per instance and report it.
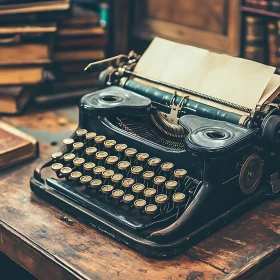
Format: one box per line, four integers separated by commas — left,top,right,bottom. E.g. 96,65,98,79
276,20,280,73
243,16,266,63
268,20,277,67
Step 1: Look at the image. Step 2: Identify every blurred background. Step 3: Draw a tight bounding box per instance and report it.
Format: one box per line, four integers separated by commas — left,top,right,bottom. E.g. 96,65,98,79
0,0,279,113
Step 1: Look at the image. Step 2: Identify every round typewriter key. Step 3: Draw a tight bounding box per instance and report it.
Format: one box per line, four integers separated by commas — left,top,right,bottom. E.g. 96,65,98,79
63,153,76,163
117,161,130,171
142,171,155,180
86,147,97,156
144,188,156,198
122,194,134,204
80,175,92,186
172,192,186,203
174,169,187,179
132,183,145,194
145,204,158,215
106,156,119,166
93,166,105,176
136,153,149,162
161,162,174,172
115,143,127,153
70,171,82,181
76,128,87,138
63,138,74,150
102,169,114,179
122,178,135,190
52,152,63,162
148,157,161,167
73,142,84,150
111,173,123,183
165,180,178,190
125,148,137,158
134,199,147,210
104,140,116,149
94,135,106,144
90,179,102,190
86,132,96,141
131,166,143,175
60,166,72,177
101,185,114,195
73,157,85,167
51,163,63,174
83,162,95,171
155,194,168,204
112,189,124,200
95,151,108,160
154,176,166,186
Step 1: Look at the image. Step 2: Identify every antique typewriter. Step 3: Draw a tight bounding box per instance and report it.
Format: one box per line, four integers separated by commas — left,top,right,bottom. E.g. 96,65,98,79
31,38,280,257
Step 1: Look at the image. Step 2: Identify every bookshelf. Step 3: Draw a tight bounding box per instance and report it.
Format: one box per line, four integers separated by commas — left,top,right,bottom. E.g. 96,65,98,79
241,6,280,18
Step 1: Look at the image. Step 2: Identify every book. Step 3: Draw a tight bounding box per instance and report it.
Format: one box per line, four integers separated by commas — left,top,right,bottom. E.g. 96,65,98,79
0,121,39,170
53,49,105,62
0,67,44,85
56,36,107,49
57,26,104,37
268,21,277,67
0,44,51,65
243,15,266,63
0,86,35,114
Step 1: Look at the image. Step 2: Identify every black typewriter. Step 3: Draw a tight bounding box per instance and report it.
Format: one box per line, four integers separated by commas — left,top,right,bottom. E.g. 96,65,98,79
31,40,280,257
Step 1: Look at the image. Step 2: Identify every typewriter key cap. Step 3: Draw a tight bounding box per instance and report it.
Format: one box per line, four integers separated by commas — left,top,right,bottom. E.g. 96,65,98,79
165,180,178,190
90,179,102,190
154,176,166,186
76,129,87,138
60,167,72,177
122,178,135,190
101,185,114,195
51,163,63,174
155,194,168,204
63,138,74,150
111,173,123,183
52,152,63,162
148,157,161,167
144,188,157,198
136,153,149,162
86,132,96,141
73,142,84,150
117,161,130,171
102,169,114,179
95,151,108,160
63,153,76,163
112,189,124,200
132,183,145,194
134,199,147,210
86,147,97,156
115,143,127,153
93,166,105,176
142,171,155,180
123,194,134,205
131,166,143,175
70,171,82,181
145,204,158,215
172,192,186,203
94,135,106,144
83,162,95,171
73,157,85,167
161,162,174,172
104,140,116,149
106,156,119,166
125,148,137,158
80,175,92,186
174,169,187,179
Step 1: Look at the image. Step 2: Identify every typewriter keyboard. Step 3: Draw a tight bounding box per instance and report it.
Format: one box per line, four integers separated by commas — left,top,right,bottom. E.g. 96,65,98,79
48,128,202,232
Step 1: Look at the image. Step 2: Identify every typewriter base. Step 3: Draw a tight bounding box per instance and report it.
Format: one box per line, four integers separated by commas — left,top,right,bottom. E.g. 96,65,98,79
30,177,271,258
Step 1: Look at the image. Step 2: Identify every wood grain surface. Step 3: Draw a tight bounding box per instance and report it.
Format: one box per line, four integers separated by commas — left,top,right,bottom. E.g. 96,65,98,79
0,106,279,280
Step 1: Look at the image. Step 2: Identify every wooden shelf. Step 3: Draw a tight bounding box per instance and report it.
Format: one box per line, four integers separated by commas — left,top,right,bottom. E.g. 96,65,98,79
241,6,280,18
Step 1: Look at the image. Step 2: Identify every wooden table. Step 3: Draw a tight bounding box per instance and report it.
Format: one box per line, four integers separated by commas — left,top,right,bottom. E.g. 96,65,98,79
0,106,279,280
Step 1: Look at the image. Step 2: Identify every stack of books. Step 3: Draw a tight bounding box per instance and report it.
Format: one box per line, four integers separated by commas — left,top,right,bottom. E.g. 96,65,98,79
34,5,106,105
0,0,71,114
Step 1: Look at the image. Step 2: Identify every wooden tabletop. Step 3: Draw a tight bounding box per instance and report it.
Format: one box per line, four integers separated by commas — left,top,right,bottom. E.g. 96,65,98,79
0,106,279,280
